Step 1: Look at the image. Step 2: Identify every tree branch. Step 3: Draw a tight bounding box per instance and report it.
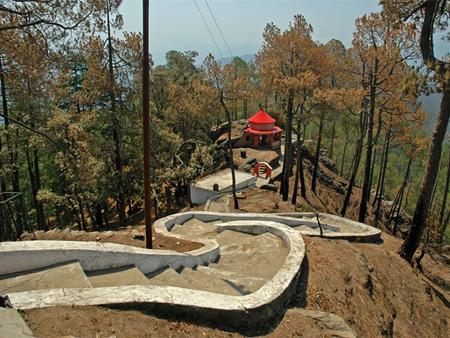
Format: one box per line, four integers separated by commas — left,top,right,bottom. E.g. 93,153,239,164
0,10,92,32
0,112,57,145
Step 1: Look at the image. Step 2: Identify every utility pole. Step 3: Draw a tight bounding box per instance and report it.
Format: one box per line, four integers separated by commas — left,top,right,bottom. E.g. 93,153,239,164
143,0,152,249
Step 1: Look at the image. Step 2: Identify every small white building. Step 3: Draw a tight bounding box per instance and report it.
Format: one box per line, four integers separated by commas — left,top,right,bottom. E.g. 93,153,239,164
190,169,256,205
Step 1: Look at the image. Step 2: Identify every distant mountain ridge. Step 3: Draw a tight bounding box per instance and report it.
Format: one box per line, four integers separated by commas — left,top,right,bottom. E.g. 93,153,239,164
218,54,256,65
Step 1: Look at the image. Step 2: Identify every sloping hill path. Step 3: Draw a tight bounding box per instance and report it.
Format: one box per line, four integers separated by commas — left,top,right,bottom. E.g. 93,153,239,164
19,232,450,338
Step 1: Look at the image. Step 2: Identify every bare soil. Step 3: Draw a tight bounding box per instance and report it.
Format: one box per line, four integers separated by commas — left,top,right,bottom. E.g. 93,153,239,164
233,147,280,167
18,155,450,337
22,233,450,338
22,305,345,338
229,157,413,239
20,224,202,253
229,163,374,221
298,234,449,338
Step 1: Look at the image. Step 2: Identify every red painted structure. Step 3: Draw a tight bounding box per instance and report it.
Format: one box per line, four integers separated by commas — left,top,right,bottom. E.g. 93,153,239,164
253,162,273,179
242,109,282,149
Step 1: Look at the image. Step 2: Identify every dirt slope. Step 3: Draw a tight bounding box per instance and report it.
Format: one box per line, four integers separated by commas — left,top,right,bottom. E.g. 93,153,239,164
22,233,449,338
17,153,450,337
20,224,202,252
230,153,412,238
299,234,449,338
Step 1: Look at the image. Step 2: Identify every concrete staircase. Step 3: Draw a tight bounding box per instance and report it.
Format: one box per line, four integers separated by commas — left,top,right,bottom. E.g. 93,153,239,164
145,220,289,295
86,265,153,287
170,218,222,240
0,218,288,297
0,217,290,337
0,261,92,293
211,232,288,281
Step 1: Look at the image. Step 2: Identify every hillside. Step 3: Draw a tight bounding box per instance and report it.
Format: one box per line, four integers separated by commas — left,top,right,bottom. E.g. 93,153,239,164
1,4,449,338
18,152,450,338
21,232,449,338
230,151,408,235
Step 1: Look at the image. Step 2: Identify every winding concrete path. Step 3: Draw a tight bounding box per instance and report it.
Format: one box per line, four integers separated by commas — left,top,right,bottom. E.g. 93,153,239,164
1,211,380,330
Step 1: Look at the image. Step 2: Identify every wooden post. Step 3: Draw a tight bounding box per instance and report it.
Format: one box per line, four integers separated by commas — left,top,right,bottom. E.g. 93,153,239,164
316,213,323,238
143,0,152,249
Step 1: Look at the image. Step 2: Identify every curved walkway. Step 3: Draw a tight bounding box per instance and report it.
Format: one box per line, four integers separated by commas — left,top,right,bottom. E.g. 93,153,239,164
1,211,380,329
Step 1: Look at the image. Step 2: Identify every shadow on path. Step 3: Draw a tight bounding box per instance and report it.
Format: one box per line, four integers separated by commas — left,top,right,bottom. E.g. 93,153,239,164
108,254,311,337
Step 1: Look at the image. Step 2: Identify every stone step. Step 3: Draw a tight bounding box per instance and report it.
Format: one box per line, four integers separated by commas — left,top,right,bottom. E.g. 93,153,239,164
0,308,34,338
210,233,289,280
207,197,230,212
147,266,253,296
220,232,286,255
213,229,256,247
86,265,152,287
0,261,92,293
178,267,244,296
195,265,268,294
146,267,191,287
170,218,222,239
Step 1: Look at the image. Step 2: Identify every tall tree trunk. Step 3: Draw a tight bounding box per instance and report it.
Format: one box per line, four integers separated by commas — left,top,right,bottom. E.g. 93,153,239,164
311,110,325,193
74,193,87,231
299,147,307,199
220,96,239,209
33,149,46,230
329,115,337,160
373,132,387,207
281,91,294,201
292,144,300,205
341,112,366,217
391,158,412,229
389,185,402,222
106,1,126,227
390,158,412,236
442,211,450,241
369,109,383,204
94,203,104,230
368,148,377,203
404,182,411,211
400,89,450,261
438,151,450,237
393,181,406,236
399,0,450,262
375,130,391,227
359,60,378,223
429,157,444,214
340,127,349,177
243,97,248,119
25,147,46,230
392,166,410,236
292,118,306,204
346,143,357,180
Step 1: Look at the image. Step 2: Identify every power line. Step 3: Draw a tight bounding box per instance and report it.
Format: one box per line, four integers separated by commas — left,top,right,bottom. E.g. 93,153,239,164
193,0,224,59
203,0,234,59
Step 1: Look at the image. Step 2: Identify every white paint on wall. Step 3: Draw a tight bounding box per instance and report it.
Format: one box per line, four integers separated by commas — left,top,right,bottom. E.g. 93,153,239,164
190,169,256,204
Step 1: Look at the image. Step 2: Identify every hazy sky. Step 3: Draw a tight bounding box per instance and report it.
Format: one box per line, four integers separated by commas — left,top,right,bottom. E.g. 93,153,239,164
120,0,381,64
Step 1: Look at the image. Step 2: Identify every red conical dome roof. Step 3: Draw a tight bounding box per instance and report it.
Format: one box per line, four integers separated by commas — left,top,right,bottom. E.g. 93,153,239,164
248,109,276,124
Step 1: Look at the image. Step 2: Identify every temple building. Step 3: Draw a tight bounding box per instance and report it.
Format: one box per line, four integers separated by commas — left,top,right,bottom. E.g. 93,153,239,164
241,109,282,149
